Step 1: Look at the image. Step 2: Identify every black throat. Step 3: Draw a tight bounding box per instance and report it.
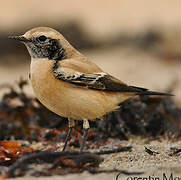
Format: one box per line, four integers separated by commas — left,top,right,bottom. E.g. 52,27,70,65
29,38,67,61
46,39,66,60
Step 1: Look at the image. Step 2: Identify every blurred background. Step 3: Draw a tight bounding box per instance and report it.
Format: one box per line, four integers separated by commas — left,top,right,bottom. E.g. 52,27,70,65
0,0,181,105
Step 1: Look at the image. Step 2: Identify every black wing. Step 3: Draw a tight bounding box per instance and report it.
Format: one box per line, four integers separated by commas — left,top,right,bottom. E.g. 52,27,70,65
53,68,171,96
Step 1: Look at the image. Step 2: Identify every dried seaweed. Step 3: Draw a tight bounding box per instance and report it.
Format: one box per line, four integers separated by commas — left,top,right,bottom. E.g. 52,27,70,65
1,146,131,178
96,96,181,139
0,141,33,166
144,146,159,155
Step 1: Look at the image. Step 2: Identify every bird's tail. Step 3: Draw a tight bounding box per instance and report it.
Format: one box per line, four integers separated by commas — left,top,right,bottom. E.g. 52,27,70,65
136,91,173,96
129,86,173,96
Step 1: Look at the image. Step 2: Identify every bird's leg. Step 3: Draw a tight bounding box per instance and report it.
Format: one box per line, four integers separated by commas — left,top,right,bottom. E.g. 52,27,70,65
80,119,90,152
62,118,75,151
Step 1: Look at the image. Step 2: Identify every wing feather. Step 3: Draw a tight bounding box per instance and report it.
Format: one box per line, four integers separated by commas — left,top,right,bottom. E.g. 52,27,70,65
53,62,145,93
52,60,172,96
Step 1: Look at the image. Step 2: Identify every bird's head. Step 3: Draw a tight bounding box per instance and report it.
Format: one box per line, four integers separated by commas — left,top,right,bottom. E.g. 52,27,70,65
9,27,76,61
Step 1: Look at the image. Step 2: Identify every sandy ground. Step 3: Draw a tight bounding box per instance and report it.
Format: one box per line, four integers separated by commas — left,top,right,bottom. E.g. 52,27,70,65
6,139,181,179
7,173,116,180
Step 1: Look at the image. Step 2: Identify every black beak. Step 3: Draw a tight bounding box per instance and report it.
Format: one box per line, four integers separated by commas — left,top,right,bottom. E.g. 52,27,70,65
8,35,30,42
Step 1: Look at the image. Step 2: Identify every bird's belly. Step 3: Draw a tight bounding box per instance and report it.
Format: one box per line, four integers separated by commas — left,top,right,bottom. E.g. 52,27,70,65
31,78,118,120
30,60,130,120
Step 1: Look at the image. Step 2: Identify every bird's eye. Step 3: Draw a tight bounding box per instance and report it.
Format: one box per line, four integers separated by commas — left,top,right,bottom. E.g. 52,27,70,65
38,35,47,42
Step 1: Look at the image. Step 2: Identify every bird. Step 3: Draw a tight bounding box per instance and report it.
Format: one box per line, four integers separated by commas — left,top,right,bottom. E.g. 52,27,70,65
9,27,172,152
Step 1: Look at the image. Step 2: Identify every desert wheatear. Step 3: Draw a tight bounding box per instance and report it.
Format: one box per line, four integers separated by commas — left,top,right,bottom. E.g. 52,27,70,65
9,27,171,151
